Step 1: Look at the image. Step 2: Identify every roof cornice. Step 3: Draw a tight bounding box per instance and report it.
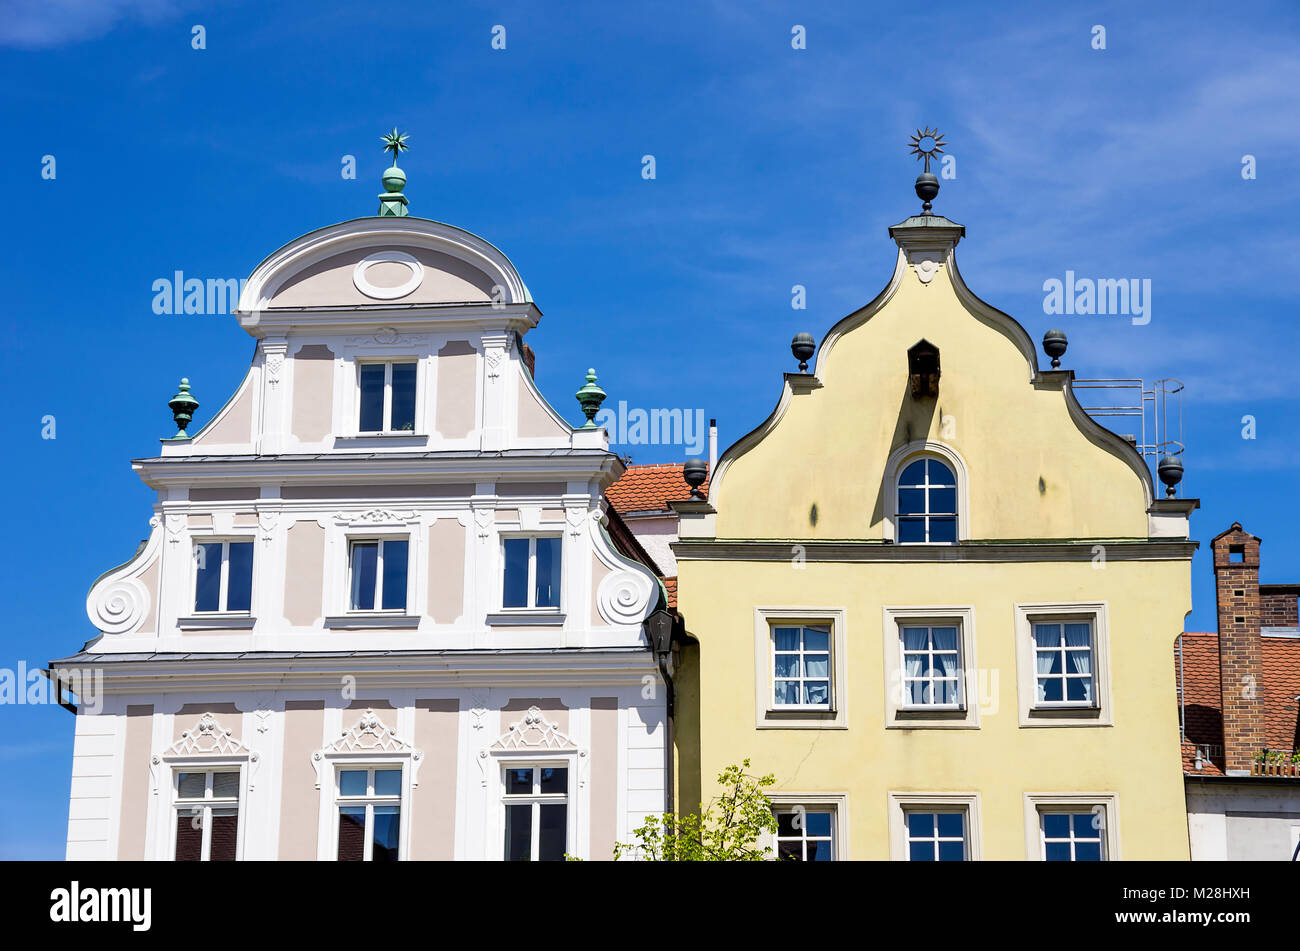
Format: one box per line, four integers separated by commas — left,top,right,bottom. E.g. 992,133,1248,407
48,649,659,692
131,449,622,489
237,301,543,339
672,539,1197,563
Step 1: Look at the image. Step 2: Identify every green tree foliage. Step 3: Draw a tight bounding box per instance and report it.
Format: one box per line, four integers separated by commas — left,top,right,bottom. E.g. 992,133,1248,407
614,759,777,861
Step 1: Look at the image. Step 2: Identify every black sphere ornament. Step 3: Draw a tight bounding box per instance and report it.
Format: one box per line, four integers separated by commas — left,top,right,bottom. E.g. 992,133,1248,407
791,332,816,372
1042,329,1068,369
683,457,709,500
1157,454,1184,498
915,172,940,214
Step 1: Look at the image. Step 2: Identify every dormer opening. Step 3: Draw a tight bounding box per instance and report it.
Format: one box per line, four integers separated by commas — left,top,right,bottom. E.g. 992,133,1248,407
908,340,941,399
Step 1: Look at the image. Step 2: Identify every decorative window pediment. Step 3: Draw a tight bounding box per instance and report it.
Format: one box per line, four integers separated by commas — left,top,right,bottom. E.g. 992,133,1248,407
332,509,418,527
166,712,254,757
490,706,577,751
325,709,413,754
312,709,423,787
150,712,259,795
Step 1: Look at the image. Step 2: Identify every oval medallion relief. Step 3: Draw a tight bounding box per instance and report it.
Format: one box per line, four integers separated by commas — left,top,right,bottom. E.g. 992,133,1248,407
352,250,425,300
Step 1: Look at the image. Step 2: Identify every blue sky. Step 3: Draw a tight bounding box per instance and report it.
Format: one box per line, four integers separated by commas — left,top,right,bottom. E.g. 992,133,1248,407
1,0,1297,858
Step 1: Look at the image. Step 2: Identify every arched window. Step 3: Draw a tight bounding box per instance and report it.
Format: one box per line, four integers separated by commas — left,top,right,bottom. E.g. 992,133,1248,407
896,458,957,543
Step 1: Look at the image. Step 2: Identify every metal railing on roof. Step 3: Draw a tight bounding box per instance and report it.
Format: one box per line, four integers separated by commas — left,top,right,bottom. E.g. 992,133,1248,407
1072,378,1185,497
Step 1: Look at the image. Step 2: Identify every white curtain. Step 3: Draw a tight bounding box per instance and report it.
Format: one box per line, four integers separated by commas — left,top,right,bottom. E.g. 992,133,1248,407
1065,623,1093,675
934,651,960,704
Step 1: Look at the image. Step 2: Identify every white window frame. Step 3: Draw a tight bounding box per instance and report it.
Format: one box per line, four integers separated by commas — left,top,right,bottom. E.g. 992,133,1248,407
356,359,420,434
191,537,255,614
882,605,980,728
499,534,564,613
766,792,849,860
894,457,958,544
883,441,970,543
500,760,573,861
888,792,982,861
1031,619,1097,708
1023,793,1119,861
168,764,246,862
904,810,967,861
346,535,411,614
1014,602,1112,727
770,623,834,712
753,607,848,729
333,764,406,861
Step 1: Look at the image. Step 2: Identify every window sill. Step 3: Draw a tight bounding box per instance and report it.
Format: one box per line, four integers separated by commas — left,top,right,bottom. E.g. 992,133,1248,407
1029,705,1101,719
889,706,977,729
896,706,967,718
177,614,256,630
768,706,836,717
486,612,566,627
760,708,846,729
324,613,422,630
333,433,426,449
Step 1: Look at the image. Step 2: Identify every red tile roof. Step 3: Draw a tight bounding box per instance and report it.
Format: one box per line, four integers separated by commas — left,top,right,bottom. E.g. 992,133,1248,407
606,464,708,516
663,577,678,610
1176,631,1300,773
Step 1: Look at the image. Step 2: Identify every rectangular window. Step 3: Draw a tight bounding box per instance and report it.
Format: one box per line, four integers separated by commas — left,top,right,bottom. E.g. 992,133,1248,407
503,765,568,861
772,625,831,708
890,792,981,860
883,608,978,728
1040,809,1105,861
336,767,402,861
193,540,254,613
358,361,417,433
502,536,562,610
755,609,847,729
774,807,836,861
905,810,967,861
900,624,962,707
174,770,240,861
1016,604,1110,727
348,538,409,612
1033,620,1095,705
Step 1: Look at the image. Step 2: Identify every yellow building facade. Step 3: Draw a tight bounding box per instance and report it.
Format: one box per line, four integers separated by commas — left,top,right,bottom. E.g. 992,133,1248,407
670,203,1197,860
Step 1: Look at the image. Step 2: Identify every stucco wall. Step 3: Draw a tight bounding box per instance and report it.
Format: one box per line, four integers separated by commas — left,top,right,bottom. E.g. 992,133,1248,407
1186,783,1300,860
270,246,496,308
278,700,324,860
291,344,335,443
191,372,254,447
714,265,1149,541
677,554,1192,859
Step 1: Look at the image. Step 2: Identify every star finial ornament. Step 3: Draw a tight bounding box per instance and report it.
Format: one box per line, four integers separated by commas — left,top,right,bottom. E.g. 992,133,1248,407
381,127,410,167
908,126,946,173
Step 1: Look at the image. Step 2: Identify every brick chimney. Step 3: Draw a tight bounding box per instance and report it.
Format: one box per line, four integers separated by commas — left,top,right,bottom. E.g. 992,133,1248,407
1260,584,1300,628
1211,523,1266,774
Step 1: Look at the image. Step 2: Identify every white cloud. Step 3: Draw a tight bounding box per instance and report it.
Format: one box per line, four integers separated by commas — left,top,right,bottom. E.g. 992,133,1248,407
0,0,189,49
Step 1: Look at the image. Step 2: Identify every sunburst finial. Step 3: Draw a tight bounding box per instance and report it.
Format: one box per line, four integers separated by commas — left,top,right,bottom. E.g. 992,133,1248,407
381,127,410,167
907,126,946,173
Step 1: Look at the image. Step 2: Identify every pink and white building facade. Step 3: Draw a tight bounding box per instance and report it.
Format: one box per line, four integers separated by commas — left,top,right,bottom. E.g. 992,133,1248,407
54,205,669,861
